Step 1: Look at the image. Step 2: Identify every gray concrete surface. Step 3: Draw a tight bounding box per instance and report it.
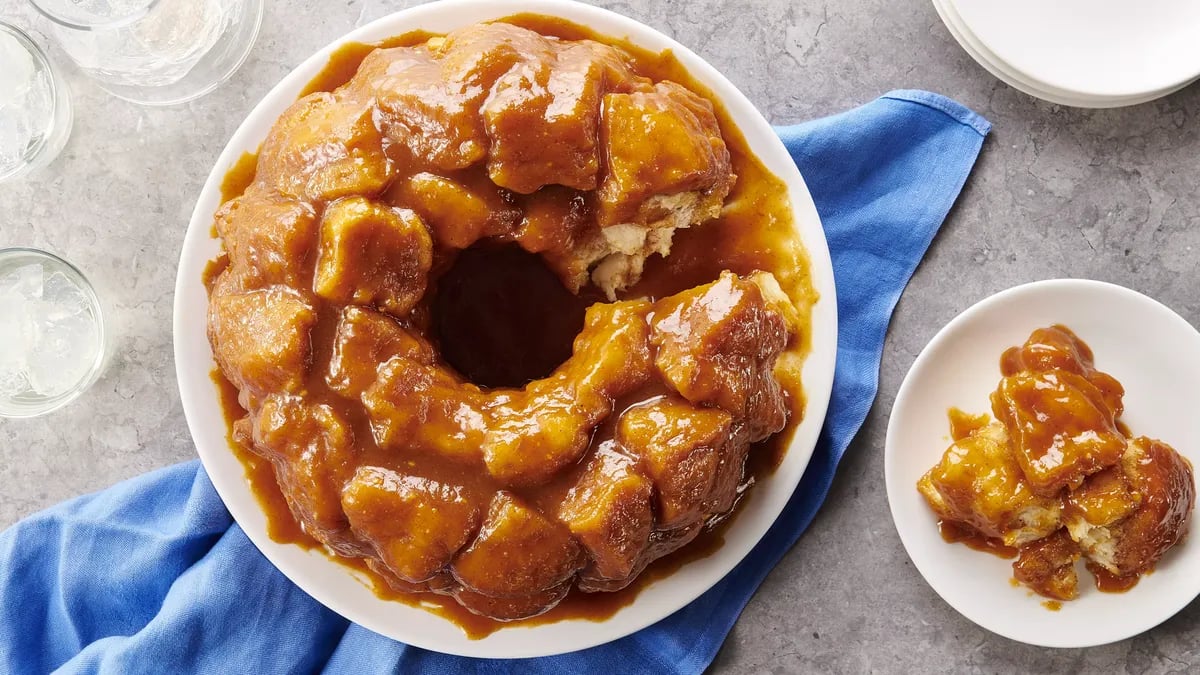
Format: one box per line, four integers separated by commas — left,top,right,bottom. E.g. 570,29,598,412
2,0,1199,672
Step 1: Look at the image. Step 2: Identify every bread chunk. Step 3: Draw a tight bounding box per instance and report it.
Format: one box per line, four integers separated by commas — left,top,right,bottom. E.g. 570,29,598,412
558,443,654,581
258,92,393,202
1073,437,1195,576
482,300,653,486
395,172,519,249
619,398,731,529
363,356,486,464
451,583,571,621
250,395,357,551
588,81,734,298
360,24,548,171
341,466,481,583
208,284,315,396
991,369,1126,497
326,306,434,398
650,271,788,432
918,422,1062,547
1001,324,1125,416
1012,529,1080,601
452,492,583,597
483,41,640,193
213,185,318,288
313,197,433,317
598,81,732,227
579,521,703,593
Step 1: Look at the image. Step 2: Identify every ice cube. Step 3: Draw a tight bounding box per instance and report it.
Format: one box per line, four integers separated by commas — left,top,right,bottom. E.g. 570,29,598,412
0,263,43,300
41,270,88,320
0,368,29,399
0,289,32,397
0,32,36,108
26,305,99,397
0,288,31,355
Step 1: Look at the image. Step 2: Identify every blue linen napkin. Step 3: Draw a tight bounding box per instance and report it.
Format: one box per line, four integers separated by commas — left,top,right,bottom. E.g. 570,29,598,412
0,90,989,675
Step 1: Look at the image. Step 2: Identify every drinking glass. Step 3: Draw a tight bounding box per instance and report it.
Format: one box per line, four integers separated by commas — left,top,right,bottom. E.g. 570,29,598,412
28,0,265,106
0,248,110,418
0,22,72,182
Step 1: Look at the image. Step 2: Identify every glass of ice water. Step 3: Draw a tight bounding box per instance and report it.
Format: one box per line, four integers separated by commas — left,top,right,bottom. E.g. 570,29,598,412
0,22,72,182
0,248,109,418
28,0,265,106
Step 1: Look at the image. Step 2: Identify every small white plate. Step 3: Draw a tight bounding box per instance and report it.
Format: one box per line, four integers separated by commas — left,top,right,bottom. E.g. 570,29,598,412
885,279,1200,648
933,0,1193,108
952,0,1200,99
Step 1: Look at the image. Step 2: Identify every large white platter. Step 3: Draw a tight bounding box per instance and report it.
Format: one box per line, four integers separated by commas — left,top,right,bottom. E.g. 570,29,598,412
174,0,837,658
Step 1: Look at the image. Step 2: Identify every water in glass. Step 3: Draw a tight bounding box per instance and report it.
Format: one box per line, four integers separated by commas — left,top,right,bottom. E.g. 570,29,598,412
0,23,71,182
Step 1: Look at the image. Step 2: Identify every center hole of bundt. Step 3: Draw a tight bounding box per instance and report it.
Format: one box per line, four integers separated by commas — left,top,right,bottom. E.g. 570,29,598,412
433,244,598,389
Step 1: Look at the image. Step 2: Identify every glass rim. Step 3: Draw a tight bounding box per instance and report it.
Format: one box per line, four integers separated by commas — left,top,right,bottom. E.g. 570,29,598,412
27,0,162,32
0,22,59,181
0,247,109,419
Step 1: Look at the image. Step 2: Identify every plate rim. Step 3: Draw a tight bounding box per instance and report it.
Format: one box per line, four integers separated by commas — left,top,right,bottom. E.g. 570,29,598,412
173,0,838,658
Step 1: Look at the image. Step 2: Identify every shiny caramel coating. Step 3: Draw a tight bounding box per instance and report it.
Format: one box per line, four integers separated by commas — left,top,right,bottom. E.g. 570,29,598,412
557,442,654,581
215,270,791,620
260,21,733,299
326,306,435,398
342,466,481,584
1064,465,1141,529
1012,529,1080,601
1000,324,1125,416
313,197,433,317
394,172,520,249
483,40,643,193
619,398,731,529
1102,437,1195,576
918,422,1061,547
451,583,573,622
452,492,584,598
208,284,315,398
213,185,317,288
991,369,1126,497
598,81,733,228
362,356,489,464
578,521,704,593
482,299,655,485
249,395,359,554
651,271,789,425
257,92,394,202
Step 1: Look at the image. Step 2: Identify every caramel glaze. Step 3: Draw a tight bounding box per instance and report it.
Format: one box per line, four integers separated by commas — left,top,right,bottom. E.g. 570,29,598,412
947,407,990,442
207,15,815,637
1087,561,1141,593
937,520,1017,559
219,152,260,204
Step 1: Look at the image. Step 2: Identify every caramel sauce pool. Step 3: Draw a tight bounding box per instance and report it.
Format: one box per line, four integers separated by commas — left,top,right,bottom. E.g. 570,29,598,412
937,520,1017,559
1087,562,1141,594
207,14,815,638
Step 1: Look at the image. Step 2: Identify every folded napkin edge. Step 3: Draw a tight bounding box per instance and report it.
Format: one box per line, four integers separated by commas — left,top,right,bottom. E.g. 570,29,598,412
882,89,992,137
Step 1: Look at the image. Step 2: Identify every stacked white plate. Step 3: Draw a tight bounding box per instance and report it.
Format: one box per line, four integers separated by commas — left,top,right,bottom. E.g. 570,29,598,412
933,0,1200,107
